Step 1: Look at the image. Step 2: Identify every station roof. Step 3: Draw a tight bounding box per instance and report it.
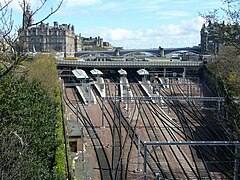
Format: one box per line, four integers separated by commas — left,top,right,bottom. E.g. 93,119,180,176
118,69,127,75
137,69,149,75
67,121,82,137
90,69,103,75
72,69,89,79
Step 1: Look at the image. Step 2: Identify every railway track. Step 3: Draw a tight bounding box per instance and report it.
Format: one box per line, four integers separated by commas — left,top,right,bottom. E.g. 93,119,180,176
105,80,167,179
93,77,138,180
174,78,233,178
130,79,170,179
132,77,201,179
104,79,123,180
61,73,234,179
158,78,233,179
62,86,113,180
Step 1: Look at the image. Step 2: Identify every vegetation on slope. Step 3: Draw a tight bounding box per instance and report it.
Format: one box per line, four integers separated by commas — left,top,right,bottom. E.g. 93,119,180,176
25,54,67,178
202,0,240,140
0,54,66,179
206,46,240,97
205,46,240,140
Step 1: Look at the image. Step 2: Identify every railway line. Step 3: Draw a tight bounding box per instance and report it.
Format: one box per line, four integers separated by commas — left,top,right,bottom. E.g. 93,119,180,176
102,78,170,179
158,78,233,179
106,82,157,179
165,79,212,179
62,86,113,179
61,72,236,179
131,77,203,179
130,81,167,178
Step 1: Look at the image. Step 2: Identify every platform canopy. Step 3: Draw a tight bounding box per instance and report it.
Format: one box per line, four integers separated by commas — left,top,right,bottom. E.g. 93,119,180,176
118,69,127,75
90,69,103,75
72,69,89,79
137,69,149,75
67,121,82,137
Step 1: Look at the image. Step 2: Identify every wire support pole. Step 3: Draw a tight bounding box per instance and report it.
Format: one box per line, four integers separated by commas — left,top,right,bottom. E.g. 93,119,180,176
234,146,240,180
101,98,105,128
136,131,142,172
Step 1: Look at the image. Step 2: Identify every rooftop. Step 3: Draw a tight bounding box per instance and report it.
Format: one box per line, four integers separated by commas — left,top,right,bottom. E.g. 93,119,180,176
67,121,82,137
72,69,89,79
90,69,103,75
118,69,127,75
137,69,149,75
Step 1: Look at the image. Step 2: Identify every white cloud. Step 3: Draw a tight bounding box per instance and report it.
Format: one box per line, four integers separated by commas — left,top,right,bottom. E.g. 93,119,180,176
64,0,101,7
82,16,205,49
108,29,135,41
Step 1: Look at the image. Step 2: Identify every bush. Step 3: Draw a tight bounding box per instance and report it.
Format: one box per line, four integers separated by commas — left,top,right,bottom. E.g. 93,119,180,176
0,75,61,179
10,54,67,178
53,83,66,178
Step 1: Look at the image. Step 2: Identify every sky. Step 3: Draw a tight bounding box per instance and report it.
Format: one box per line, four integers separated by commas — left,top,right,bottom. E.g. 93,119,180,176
2,0,225,49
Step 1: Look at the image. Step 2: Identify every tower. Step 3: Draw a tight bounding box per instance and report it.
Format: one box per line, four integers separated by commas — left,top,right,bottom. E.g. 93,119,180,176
23,4,33,29
200,24,208,54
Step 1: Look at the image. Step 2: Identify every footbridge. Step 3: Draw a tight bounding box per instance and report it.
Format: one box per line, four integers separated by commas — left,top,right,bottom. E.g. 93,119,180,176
56,59,203,69
75,46,201,57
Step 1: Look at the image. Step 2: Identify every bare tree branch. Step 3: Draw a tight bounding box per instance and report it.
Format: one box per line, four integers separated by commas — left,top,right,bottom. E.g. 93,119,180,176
0,0,63,79
0,0,13,38
0,0,12,12
19,0,63,29
201,0,240,51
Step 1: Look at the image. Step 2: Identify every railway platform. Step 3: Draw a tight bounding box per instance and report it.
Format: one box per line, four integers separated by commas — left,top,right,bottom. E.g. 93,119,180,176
118,69,133,102
137,69,164,104
72,69,96,104
90,69,106,98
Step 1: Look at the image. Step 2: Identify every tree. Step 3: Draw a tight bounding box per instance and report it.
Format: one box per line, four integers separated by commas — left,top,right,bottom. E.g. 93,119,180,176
0,75,62,179
0,1,66,178
0,0,63,79
201,0,240,51
24,53,59,98
202,0,240,141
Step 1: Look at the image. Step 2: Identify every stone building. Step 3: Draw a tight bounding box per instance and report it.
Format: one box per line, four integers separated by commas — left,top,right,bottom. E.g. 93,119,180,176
19,4,82,56
200,23,220,55
82,36,113,50
20,21,114,54
20,21,82,55
200,24,209,54
0,31,11,52
19,5,113,55
200,21,226,55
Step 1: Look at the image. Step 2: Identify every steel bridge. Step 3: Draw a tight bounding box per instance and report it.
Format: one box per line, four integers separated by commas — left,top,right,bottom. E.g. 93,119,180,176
75,47,201,57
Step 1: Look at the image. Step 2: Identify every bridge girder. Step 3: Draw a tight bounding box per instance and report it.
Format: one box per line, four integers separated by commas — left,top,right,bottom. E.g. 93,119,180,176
78,52,112,58
168,50,201,55
75,47,201,57
123,51,159,57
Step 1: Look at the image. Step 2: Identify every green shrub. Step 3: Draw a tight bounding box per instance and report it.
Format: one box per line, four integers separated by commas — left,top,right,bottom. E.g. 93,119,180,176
53,84,66,178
